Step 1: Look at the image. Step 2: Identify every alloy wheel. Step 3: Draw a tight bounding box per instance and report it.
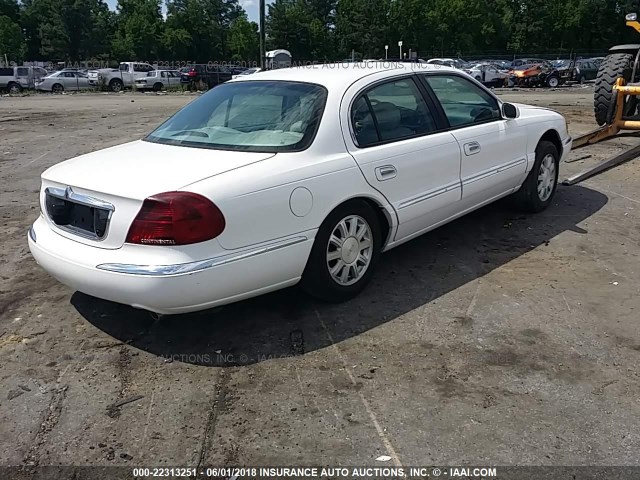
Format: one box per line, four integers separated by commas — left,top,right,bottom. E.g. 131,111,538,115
537,153,556,201
326,215,373,286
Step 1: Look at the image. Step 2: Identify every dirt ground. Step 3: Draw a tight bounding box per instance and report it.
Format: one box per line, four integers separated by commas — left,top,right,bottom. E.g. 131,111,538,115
1,86,640,474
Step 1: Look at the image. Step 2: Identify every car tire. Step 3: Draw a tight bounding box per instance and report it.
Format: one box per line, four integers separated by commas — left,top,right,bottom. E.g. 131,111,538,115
301,200,382,302
546,76,560,88
109,79,124,92
514,140,559,213
52,83,64,93
153,82,163,92
8,82,22,94
594,53,634,126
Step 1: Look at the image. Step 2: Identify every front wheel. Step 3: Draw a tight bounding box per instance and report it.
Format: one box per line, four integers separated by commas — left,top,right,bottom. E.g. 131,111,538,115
301,200,382,302
514,140,559,213
52,83,64,93
153,82,163,92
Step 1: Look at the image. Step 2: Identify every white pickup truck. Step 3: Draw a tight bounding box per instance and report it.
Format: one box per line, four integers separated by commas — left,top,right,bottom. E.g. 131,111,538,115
88,62,156,92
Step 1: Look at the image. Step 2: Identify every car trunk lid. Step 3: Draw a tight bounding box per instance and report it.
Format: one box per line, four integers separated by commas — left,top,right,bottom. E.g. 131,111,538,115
41,140,275,249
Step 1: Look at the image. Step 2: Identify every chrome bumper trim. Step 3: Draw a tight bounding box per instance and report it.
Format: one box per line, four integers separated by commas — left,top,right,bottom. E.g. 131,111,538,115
96,235,308,276
28,226,37,243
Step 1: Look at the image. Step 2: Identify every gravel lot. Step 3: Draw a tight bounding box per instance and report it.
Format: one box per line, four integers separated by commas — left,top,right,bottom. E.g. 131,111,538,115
1,87,639,472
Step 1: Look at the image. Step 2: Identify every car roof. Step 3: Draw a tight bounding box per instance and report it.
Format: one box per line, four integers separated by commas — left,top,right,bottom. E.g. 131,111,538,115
230,62,458,90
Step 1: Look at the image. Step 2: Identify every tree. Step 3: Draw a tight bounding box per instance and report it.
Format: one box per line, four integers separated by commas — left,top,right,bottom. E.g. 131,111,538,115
0,15,25,62
21,0,114,61
163,0,244,61
228,15,259,62
266,0,336,60
112,0,163,60
335,0,390,59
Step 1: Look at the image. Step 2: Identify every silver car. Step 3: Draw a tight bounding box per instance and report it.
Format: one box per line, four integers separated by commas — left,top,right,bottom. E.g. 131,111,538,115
135,70,181,91
36,71,92,93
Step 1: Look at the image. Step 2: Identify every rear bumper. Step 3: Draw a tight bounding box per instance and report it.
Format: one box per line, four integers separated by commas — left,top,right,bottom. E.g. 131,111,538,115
28,216,315,314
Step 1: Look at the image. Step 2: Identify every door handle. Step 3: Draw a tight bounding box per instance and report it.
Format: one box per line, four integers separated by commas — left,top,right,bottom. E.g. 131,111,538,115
375,165,397,181
464,141,481,156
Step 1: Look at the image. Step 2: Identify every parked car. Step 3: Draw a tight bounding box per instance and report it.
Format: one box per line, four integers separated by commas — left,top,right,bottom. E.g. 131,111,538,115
36,71,92,92
427,58,467,69
464,63,509,87
476,59,512,70
88,62,156,92
574,59,599,83
135,70,181,91
28,63,571,314
180,64,232,89
0,66,48,93
229,66,249,75
508,62,563,88
231,67,262,79
511,58,548,68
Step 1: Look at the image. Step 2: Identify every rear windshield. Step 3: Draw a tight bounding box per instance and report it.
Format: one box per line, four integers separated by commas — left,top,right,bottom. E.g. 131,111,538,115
145,81,327,153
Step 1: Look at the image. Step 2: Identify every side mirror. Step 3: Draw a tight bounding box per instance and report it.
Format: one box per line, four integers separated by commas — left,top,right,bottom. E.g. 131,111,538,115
502,102,519,119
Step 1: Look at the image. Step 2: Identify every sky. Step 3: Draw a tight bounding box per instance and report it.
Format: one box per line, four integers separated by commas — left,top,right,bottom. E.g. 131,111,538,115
105,0,264,22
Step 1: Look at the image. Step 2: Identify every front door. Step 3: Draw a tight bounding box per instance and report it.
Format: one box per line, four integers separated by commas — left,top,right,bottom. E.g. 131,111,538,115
421,73,528,205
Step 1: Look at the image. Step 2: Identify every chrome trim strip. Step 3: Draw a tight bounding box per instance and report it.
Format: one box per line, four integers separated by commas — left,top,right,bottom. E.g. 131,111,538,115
45,187,115,211
96,235,309,276
462,158,526,186
28,226,36,243
498,157,526,172
563,136,572,145
398,181,460,209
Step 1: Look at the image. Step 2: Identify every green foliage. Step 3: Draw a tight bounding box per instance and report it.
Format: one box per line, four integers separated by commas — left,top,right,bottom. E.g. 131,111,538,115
228,15,259,61
112,0,163,59
7,0,640,63
0,14,25,61
21,0,115,60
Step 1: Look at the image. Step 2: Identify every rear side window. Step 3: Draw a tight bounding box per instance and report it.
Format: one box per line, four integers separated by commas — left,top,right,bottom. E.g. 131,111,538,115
0,68,13,76
351,77,438,147
424,74,500,127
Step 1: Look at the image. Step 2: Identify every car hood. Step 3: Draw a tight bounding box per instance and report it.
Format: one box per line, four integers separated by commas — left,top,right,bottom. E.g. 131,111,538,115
42,140,276,200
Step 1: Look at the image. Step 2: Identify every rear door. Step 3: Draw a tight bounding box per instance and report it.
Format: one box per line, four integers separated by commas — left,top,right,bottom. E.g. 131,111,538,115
62,72,77,89
421,73,528,205
343,75,462,242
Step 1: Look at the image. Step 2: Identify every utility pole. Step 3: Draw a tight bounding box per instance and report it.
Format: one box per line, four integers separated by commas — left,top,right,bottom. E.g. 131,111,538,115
259,0,265,69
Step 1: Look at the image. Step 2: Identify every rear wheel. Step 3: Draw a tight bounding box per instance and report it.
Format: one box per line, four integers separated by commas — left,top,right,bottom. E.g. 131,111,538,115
546,75,560,88
301,200,382,302
153,82,163,92
594,53,634,126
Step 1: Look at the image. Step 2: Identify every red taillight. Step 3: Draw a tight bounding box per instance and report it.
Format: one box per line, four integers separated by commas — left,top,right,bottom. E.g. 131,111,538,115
126,192,225,246
187,70,197,77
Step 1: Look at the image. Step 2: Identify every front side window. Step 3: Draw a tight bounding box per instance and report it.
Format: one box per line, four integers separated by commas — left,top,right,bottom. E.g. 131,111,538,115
145,81,327,152
351,77,437,147
424,74,501,127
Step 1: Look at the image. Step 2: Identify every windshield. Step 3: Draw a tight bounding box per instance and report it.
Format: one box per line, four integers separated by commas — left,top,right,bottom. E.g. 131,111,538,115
145,81,327,153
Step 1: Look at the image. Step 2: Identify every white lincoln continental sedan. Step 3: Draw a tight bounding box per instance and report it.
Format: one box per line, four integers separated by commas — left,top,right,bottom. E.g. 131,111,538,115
28,63,572,314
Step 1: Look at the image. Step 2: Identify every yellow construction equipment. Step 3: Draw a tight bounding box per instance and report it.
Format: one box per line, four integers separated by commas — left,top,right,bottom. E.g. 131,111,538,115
563,13,640,184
